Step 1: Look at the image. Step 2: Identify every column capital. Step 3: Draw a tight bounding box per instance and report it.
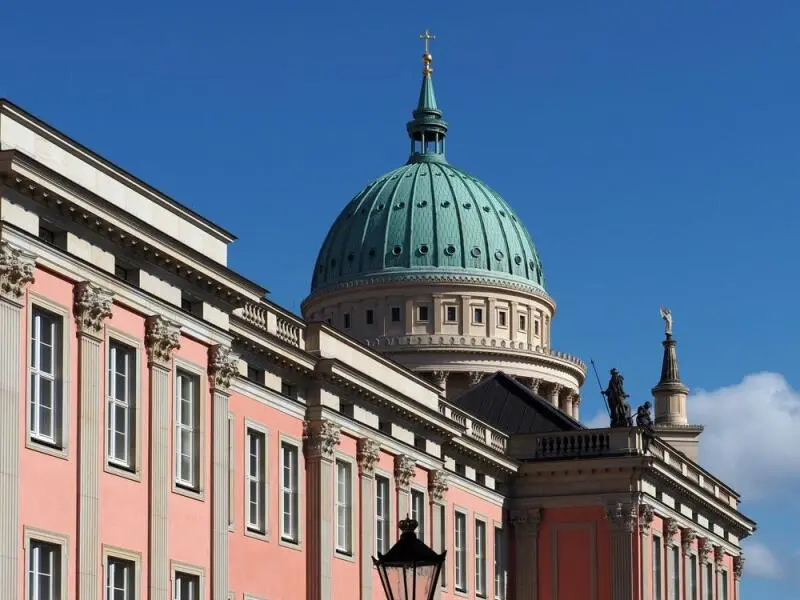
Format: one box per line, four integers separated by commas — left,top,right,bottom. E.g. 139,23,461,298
680,528,697,553
394,454,416,490
698,537,712,564
637,503,654,533
303,419,341,460
431,370,449,390
529,377,542,394
0,241,35,304
606,502,637,533
571,391,581,407
145,315,181,368
511,507,542,536
428,469,449,503
713,545,724,569
208,344,239,391
73,281,113,336
468,371,485,386
664,518,681,545
356,438,380,477
733,555,744,580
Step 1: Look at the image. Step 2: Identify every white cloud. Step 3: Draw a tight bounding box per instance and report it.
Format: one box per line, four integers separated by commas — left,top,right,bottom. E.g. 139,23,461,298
742,540,784,580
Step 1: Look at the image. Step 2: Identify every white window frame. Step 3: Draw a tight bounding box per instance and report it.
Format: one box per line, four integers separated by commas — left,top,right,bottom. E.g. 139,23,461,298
27,299,69,456
496,310,508,329
454,509,468,593
173,363,204,497
375,473,392,554
670,544,680,600
334,455,355,557
475,517,487,597
416,305,430,323
24,527,68,600
105,332,141,478
518,313,527,331
390,306,401,322
244,421,269,539
279,436,301,546
171,561,204,600
493,523,506,600
472,307,484,325
444,304,458,323
410,487,426,544
720,569,729,600
689,553,699,600
438,504,447,589
103,545,141,600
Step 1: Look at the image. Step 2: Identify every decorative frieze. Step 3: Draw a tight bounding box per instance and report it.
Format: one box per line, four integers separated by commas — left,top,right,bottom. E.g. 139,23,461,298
681,528,697,553
428,469,449,503
208,344,239,391
698,538,712,564
733,555,745,580
0,241,35,303
303,419,341,460
664,518,681,544
144,315,181,367
607,502,637,532
356,438,380,476
638,503,654,533
73,281,113,335
394,454,416,490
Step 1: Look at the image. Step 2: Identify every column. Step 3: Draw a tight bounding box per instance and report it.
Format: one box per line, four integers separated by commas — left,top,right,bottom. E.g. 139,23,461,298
558,389,573,417
304,418,341,600
431,370,449,395
74,281,114,600
511,507,541,600
144,316,181,599
698,539,712,599
664,519,681,600
357,438,380,600
713,546,724,600
209,345,239,600
428,470,449,600
572,394,582,421
639,504,654,600
469,371,484,387
394,454,416,520
548,383,562,408
681,529,697,600
0,242,35,599
606,502,636,600
529,378,542,396
733,555,744,600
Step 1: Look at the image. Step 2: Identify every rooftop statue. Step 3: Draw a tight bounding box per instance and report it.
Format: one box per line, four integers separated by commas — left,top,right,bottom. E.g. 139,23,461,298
603,368,633,428
660,306,672,337
636,401,653,429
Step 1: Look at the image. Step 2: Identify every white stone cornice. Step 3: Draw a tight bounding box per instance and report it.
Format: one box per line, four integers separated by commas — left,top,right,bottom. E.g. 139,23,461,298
394,454,416,490
0,241,35,303
145,315,181,368
73,281,113,336
303,419,341,460
208,344,238,391
356,438,381,476
428,469,449,503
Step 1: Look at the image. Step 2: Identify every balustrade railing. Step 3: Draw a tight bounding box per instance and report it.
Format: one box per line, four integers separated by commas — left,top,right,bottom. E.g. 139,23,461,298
438,400,507,453
235,301,305,349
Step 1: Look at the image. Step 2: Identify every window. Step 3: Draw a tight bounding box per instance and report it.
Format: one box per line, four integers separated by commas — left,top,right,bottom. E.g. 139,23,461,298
445,306,457,322
28,540,61,600
391,307,401,322
475,520,487,597
246,366,263,384
281,380,297,399
173,571,200,600
705,564,713,600
690,555,698,600
228,415,234,527
246,427,267,534
534,320,540,335
175,371,200,490
494,527,506,600
473,307,484,324
671,546,680,600
376,475,390,553
497,311,507,328
366,309,374,325
439,505,447,588
417,305,429,322
107,341,137,470
106,557,135,600
280,441,299,543
653,536,662,600
335,460,353,554
411,490,425,543
721,571,728,600
38,225,56,246
29,308,62,447
518,314,526,331
454,512,467,592
343,313,351,329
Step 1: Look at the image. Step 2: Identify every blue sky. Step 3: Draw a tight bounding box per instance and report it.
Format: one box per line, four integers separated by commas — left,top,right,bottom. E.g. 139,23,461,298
4,1,799,596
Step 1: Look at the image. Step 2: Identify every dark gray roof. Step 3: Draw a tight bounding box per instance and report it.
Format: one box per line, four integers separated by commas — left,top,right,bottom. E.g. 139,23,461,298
451,372,583,435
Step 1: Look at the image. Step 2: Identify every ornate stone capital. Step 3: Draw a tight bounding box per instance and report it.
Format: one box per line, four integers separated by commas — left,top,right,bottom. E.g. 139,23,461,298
511,507,542,536
549,383,563,404
303,419,341,460
208,345,239,391
428,469,448,503
529,377,542,394
638,503,654,533
681,528,697,553
356,438,380,476
733,555,744,580
145,316,181,367
0,241,35,303
664,518,681,545
73,281,113,336
431,370,449,389
394,454,416,490
713,545,724,569
698,538,712,564
571,392,582,407
468,371,484,386
606,502,636,533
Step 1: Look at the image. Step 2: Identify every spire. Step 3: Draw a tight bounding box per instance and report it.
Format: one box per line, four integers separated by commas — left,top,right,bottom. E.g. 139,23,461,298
407,29,448,164
652,308,689,426
652,333,689,395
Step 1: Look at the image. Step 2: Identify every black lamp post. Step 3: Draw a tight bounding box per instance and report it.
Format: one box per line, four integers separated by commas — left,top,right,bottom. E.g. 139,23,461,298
373,516,446,600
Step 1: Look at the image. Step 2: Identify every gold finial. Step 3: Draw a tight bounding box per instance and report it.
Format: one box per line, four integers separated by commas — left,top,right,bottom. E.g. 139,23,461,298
419,29,436,75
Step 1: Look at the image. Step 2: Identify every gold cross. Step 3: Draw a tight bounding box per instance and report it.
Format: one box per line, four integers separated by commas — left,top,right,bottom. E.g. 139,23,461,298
419,29,436,55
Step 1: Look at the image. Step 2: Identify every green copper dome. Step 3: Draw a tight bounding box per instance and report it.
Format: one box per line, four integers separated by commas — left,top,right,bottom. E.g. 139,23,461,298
309,54,546,296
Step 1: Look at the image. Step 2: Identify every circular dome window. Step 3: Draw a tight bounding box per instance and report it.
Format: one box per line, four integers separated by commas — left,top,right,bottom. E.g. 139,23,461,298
368,248,376,258
441,200,451,207
395,202,405,209
529,260,536,270
499,210,506,217
376,204,384,211
463,202,472,209
483,206,490,212
392,246,403,256
444,244,456,256
417,200,428,208
419,244,430,255
495,251,504,260
347,253,354,262
514,255,522,265
471,247,482,258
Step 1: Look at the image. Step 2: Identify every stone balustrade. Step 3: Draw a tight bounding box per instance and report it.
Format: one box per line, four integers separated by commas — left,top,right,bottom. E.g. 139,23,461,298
438,399,508,453
236,301,306,349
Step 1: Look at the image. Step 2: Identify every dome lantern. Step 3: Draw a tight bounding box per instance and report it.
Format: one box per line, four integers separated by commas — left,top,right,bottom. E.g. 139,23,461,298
406,30,448,164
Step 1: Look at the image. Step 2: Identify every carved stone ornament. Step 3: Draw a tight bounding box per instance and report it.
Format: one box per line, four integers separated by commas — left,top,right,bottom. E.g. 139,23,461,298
529,378,542,394
145,315,181,367
550,382,564,401
664,518,681,544
638,504,655,533
468,371,484,386
571,392,582,407
510,508,542,535
681,528,697,553
208,345,239,390
733,555,744,580
698,538,712,564
606,503,636,532
431,370,449,389
428,469,449,502
713,545,724,569
394,454,417,490
73,281,113,335
0,241,35,302
303,419,341,459
356,438,380,476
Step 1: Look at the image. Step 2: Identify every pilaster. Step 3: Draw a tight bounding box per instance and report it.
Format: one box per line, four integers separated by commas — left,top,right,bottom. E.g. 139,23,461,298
681,529,697,600
431,370,449,394
606,502,636,600
572,393,581,421
698,538,712,599
529,377,542,395
209,344,238,600
357,438,381,600
144,315,181,599
713,545,724,600
394,454,416,520
664,518,681,600
0,241,35,599
428,470,448,600
639,504,654,600
304,419,341,600
74,281,113,600
511,507,542,600
733,555,744,600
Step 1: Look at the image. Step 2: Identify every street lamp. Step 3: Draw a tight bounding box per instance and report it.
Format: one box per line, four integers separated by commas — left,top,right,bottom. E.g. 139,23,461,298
373,516,446,600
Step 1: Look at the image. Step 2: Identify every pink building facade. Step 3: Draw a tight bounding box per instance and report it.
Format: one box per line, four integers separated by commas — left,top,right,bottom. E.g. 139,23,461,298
0,95,754,600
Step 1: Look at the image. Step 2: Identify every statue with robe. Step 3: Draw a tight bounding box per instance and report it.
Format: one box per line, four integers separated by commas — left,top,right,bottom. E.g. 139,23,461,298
660,306,672,337
636,401,653,429
603,368,633,427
